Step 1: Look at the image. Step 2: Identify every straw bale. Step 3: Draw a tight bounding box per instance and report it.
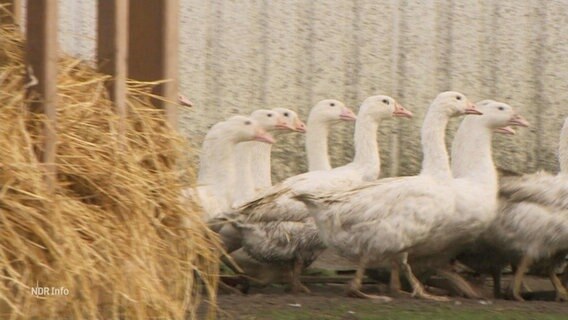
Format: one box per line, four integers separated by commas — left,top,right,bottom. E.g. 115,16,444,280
0,25,220,319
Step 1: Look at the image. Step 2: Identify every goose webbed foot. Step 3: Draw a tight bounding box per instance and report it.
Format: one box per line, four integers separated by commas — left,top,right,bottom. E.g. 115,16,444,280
436,268,483,299
396,253,450,302
287,258,310,294
411,285,451,302
288,281,311,294
346,283,392,302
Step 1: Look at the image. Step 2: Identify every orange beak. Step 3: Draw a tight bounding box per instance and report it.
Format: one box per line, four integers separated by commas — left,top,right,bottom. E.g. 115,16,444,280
508,114,530,127
254,128,276,144
465,102,482,115
339,107,357,121
393,103,413,118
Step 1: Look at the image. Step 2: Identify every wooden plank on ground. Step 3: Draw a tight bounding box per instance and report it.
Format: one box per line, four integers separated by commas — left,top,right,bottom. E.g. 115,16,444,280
0,0,21,25
128,0,179,128
26,0,58,190
97,0,128,138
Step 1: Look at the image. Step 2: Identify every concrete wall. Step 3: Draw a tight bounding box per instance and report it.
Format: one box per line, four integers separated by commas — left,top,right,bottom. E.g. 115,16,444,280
56,0,568,182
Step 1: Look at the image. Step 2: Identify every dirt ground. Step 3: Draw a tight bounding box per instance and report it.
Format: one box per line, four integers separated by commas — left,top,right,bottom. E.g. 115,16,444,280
203,275,568,320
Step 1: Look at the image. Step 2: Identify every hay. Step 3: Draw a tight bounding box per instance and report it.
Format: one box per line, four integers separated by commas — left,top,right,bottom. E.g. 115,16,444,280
0,24,220,319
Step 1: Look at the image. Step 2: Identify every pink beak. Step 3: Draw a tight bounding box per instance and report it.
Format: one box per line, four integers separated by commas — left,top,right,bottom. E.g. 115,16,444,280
178,94,193,107
495,126,516,135
465,102,482,115
340,107,357,121
254,129,276,144
393,103,413,118
294,119,307,133
275,117,295,131
508,114,530,127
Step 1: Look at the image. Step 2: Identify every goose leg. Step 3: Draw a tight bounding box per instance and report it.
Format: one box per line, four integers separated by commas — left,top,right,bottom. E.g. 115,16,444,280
509,255,532,301
289,259,310,294
397,253,450,302
389,260,404,296
549,268,568,302
436,268,482,299
491,269,502,299
346,256,392,302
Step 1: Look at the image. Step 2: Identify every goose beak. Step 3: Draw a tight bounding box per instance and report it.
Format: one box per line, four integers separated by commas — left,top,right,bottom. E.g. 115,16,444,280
496,126,516,135
275,117,295,131
340,107,357,121
509,114,530,127
465,102,482,115
254,129,276,144
294,119,307,133
178,94,193,107
393,103,413,118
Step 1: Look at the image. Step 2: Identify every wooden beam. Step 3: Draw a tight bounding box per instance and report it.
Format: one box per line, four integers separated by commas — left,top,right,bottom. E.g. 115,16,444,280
0,0,22,25
26,0,58,190
97,0,129,139
128,0,179,128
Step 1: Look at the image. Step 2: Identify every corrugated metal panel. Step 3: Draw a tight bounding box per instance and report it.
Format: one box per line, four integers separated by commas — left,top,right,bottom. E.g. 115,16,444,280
55,0,568,182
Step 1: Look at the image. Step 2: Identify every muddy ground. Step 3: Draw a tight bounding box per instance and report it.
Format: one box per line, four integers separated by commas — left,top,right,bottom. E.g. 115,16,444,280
203,274,567,320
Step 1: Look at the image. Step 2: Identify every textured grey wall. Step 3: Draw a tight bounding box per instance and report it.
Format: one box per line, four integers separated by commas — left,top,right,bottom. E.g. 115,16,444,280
55,0,568,182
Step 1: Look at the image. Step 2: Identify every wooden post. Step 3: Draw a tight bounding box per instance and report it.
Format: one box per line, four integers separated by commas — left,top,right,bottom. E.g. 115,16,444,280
0,0,21,25
128,0,179,128
97,0,129,139
26,0,58,190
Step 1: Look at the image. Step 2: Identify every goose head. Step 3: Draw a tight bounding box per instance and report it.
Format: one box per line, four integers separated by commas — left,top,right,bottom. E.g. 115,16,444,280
272,108,307,133
250,109,294,132
431,91,481,117
308,99,357,124
358,95,413,121
470,100,530,135
219,115,276,144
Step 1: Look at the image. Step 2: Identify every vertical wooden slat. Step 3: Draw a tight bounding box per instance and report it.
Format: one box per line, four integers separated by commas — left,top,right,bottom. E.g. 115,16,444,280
128,0,179,128
97,0,129,138
0,0,21,25
26,0,58,190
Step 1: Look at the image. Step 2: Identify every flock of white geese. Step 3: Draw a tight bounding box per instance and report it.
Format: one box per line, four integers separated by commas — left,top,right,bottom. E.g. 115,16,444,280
183,91,567,302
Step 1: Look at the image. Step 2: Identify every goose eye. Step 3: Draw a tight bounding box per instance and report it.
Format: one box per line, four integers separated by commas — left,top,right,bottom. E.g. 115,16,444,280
330,103,335,107
498,106,505,111
267,113,272,117
284,112,289,117
244,121,251,125
456,96,462,100
382,99,389,105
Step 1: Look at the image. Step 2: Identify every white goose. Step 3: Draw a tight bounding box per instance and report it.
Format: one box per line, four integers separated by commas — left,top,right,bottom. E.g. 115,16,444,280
413,100,529,298
219,101,355,253
249,108,307,193
233,109,296,206
183,116,275,227
293,91,479,301
460,117,568,301
231,95,412,293
245,101,357,196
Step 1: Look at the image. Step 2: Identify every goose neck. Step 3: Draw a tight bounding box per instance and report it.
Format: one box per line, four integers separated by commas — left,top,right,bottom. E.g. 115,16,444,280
198,136,236,200
420,110,452,180
451,120,497,190
306,120,331,171
351,115,381,179
250,142,273,189
560,119,568,174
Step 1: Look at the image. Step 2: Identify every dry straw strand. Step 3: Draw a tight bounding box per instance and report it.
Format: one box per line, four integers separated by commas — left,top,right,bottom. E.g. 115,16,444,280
0,24,220,319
